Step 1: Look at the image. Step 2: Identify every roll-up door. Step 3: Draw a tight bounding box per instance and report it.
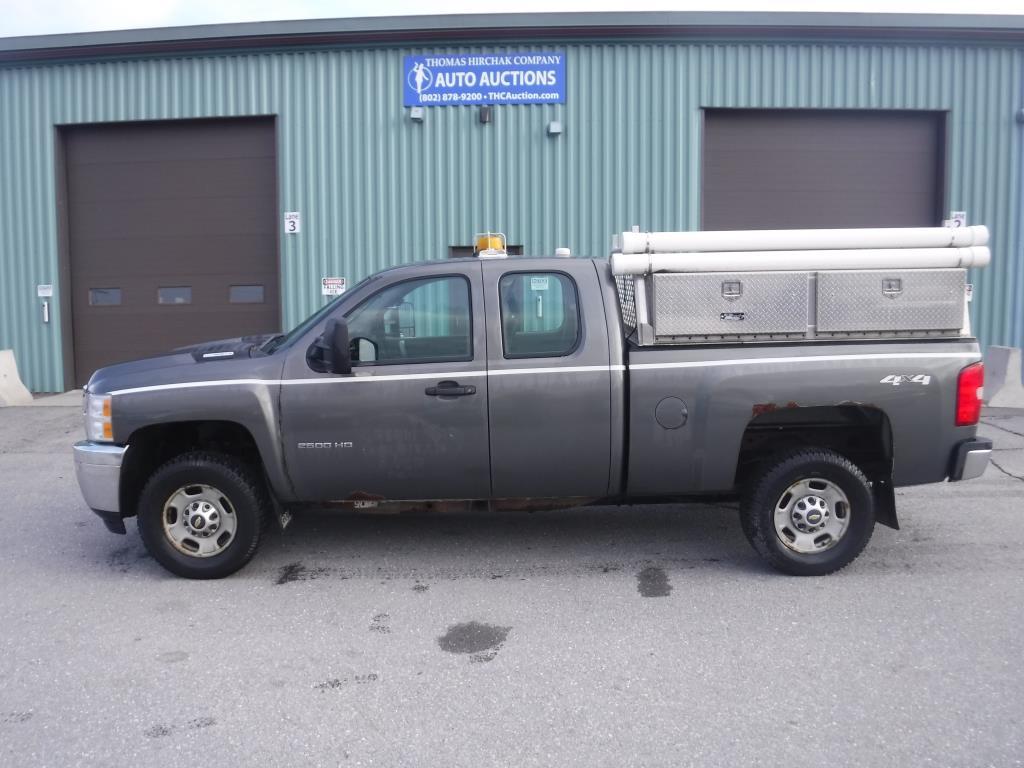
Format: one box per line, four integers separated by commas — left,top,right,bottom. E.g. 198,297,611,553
63,118,279,384
703,109,944,231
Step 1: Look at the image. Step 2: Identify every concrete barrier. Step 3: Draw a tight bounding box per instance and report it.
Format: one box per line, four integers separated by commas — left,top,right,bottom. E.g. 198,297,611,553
985,345,1024,408
29,389,83,407
0,350,34,406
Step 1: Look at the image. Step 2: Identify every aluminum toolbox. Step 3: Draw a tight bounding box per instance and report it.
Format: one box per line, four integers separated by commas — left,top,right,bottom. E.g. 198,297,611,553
649,271,810,340
816,269,965,335
637,268,967,344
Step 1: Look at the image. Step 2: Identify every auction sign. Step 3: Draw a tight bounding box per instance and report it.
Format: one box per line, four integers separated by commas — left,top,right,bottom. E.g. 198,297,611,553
403,52,566,106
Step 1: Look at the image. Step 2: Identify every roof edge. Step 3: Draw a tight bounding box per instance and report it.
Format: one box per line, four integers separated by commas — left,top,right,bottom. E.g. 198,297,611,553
3,11,1024,63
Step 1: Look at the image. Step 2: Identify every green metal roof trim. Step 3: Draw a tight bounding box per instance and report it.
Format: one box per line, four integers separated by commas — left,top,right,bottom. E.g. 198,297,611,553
3,12,1024,63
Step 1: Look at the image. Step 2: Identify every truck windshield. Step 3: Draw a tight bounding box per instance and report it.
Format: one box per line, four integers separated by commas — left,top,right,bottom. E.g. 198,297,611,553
261,275,375,354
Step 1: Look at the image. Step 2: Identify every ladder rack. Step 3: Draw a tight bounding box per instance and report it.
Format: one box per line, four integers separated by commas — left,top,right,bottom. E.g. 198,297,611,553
611,226,989,345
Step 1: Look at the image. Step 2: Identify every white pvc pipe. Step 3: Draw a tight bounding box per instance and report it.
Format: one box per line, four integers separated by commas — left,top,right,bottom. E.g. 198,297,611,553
615,225,989,254
610,246,991,275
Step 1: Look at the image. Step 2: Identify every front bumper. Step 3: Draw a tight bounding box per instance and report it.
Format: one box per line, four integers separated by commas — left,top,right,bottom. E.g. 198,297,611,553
949,438,993,482
73,441,128,533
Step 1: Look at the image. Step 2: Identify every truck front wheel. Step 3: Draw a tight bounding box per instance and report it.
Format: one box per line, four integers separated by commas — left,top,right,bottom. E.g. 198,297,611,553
137,451,269,579
740,448,875,576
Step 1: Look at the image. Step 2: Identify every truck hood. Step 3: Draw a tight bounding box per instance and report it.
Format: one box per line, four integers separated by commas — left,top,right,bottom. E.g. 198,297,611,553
174,333,279,361
85,334,281,395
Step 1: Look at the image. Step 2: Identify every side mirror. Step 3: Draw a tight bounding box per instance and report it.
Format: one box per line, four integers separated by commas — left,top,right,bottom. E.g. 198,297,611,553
306,317,351,374
350,337,378,364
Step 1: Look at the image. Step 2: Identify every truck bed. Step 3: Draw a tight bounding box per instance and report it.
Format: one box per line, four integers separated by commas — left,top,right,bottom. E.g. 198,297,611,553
623,338,981,496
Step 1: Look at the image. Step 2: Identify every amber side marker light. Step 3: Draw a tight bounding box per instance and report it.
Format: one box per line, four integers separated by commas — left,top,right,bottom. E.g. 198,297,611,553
85,393,114,442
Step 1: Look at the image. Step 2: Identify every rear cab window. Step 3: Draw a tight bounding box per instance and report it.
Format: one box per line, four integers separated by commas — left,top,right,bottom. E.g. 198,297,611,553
498,272,580,358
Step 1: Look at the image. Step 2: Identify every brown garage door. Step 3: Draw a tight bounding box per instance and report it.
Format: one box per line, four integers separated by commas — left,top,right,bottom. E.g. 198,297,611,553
63,118,279,384
703,110,944,231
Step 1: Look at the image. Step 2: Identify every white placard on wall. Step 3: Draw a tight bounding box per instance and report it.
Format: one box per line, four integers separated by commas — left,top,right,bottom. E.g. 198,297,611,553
321,277,347,296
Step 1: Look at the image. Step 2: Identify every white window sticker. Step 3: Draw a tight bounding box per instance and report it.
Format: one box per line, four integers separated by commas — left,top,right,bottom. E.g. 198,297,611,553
321,277,347,296
530,276,550,291
284,211,301,234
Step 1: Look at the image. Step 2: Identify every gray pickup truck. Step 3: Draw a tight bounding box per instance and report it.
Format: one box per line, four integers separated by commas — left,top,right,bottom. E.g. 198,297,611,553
73,231,993,579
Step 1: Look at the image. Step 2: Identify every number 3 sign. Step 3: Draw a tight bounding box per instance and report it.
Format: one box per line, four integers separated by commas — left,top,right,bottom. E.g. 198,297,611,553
284,211,301,234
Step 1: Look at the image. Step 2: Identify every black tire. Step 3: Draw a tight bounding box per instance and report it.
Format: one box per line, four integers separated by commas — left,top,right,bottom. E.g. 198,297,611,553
740,448,875,576
137,451,269,579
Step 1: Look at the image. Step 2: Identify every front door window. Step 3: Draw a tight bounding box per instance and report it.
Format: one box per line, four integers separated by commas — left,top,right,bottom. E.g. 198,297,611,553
346,276,472,365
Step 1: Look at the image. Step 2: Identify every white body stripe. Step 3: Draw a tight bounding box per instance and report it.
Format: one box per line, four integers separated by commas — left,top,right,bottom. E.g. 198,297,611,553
489,364,626,376
107,352,976,397
628,351,979,371
109,371,486,396
110,379,281,396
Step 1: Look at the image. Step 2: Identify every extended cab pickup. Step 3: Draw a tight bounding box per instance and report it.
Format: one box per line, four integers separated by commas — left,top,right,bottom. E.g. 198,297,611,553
73,229,993,578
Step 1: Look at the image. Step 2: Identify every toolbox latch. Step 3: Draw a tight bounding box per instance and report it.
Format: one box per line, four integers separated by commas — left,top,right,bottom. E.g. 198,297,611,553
881,278,903,298
721,280,743,301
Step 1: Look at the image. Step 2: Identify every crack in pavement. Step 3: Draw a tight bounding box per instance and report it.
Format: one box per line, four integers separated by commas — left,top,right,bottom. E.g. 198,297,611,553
990,458,1024,483
981,419,1024,440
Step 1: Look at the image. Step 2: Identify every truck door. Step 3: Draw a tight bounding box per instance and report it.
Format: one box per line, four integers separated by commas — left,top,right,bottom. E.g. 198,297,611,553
279,263,491,501
482,260,613,498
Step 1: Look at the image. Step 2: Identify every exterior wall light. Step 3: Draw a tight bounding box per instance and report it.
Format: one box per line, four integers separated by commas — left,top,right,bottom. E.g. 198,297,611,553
547,120,563,136
410,106,425,122
479,106,492,124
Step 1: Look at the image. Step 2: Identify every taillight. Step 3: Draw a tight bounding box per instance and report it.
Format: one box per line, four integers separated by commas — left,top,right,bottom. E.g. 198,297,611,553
955,361,984,426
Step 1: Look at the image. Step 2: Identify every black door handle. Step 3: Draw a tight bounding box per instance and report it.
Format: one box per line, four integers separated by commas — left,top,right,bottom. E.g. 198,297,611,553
425,380,477,397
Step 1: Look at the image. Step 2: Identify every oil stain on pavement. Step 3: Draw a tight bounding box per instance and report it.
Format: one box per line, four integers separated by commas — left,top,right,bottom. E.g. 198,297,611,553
314,674,379,690
637,566,672,597
275,562,329,585
144,717,216,739
107,545,150,574
438,621,511,663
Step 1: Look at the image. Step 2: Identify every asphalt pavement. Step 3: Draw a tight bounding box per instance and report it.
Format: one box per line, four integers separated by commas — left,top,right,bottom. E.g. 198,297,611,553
0,404,1022,767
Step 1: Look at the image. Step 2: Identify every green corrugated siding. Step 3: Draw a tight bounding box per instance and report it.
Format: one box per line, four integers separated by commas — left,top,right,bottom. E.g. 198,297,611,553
1,39,1022,391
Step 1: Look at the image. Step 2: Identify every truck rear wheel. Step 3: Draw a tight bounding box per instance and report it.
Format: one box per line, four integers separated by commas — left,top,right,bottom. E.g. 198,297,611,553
137,451,269,579
740,448,875,576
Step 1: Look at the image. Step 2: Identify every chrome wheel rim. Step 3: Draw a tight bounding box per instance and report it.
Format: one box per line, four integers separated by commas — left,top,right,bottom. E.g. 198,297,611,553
161,484,237,558
773,477,850,554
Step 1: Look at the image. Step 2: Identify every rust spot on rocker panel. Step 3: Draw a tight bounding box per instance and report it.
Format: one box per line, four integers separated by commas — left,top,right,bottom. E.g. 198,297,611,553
314,497,598,515
751,402,801,418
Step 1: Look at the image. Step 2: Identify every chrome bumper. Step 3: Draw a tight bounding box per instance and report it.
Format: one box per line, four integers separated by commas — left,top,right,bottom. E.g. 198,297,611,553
949,438,993,482
73,441,127,513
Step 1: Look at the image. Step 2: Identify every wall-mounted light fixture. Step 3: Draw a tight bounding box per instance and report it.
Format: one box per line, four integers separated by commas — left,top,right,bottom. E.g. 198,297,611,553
479,106,492,124
410,106,425,122
547,120,563,136
1016,108,1024,125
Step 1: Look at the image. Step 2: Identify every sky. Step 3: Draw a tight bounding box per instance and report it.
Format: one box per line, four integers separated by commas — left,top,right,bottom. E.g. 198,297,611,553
1,0,1023,39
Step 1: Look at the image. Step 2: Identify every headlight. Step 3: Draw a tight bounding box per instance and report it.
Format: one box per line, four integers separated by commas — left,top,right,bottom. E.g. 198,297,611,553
84,393,113,442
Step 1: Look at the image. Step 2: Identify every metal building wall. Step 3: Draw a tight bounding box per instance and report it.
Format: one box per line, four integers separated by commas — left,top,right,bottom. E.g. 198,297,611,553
0,39,1021,392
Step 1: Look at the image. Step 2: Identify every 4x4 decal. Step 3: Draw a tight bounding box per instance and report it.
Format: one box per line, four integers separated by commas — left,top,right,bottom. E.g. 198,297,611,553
880,374,932,386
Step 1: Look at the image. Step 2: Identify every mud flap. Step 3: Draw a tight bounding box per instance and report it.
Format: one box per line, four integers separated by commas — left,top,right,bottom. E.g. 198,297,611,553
93,509,127,535
270,496,293,531
872,478,899,530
